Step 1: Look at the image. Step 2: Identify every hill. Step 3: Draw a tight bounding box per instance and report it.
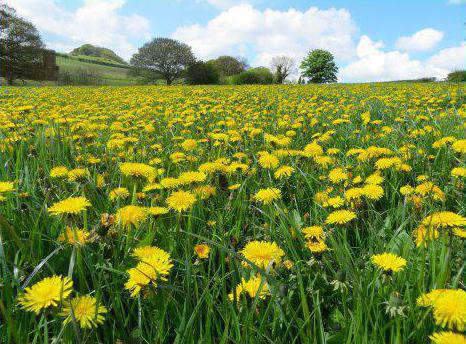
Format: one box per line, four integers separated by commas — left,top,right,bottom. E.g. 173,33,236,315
56,55,139,85
70,44,127,65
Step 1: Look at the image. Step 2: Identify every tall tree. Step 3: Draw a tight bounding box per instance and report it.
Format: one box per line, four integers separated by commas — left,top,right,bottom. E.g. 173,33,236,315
300,49,338,84
0,4,44,85
210,56,247,77
271,56,295,83
130,38,195,85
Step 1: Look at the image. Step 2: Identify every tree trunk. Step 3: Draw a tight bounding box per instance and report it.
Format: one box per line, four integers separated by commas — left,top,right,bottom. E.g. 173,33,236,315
166,77,172,85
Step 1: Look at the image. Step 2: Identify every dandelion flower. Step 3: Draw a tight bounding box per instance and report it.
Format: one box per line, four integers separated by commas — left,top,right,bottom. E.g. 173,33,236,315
258,153,279,169
48,196,91,216
0,181,15,193
109,187,130,201
422,211,466,228
274,165,294,179
120,162,156,182
62,295,107,329
253,188,281,205
302,226,324,241
452,139,466,154
451,167,466,178
49,166,69,178
328,168,348,183
228,275,270,302
166,190,197,212
18,276,73,313
132,246,169,260
432,289,466,331
57,227,92,245
430,331,466,344
325,209,356,225
194,244,210,259
125,249,173,297
116,205,148,227
147,206,169,216
371,253,406,273
240,241,285,269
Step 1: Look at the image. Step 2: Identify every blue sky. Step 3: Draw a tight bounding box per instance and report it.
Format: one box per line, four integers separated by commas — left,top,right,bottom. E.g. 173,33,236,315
6,0,466,82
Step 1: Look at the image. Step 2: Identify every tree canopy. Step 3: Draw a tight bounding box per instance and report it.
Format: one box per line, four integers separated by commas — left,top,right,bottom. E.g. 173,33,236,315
186,61,219,85
300,49,338,84
210,56,247,77
0,4,44,84
271,56,295,84
130,38,195,85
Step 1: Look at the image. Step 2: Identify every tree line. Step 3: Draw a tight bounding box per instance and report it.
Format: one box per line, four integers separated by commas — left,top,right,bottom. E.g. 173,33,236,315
129,37,338,85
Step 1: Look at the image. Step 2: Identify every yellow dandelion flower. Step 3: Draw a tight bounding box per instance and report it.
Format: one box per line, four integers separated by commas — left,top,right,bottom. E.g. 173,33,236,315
48,196,91,216
62,295,107,329
362,184,384,200
240,240,285,269
147,206,169,216
430,331,466,344
453,227,466,238
422,211,466,228
18,276,73,314
258,152,279,169
274,165,294,179
0,181,15,193
452,139,466,154
109,187,130,201
194,244,210,259
166,190,197,212
228,275,270,302
125,249,173,297
432,289,466,331
116,205,148,227
50,166,69,178
58,227,92,245
120,162,156,182
328,168,348,183
306,240,328,254
253,188,281,205
371,252,406,273
451,167,466,178
325,209,356,225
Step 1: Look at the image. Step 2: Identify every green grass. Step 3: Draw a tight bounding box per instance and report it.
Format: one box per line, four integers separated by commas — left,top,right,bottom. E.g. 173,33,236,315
56,56,139,85
0,84,465,343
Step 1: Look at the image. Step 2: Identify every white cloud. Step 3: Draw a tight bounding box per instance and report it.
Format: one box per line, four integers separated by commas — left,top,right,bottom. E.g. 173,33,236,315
395,28,444,52
5,0,151,60
427,42,466,70
340,36,465,82
172,4,357,67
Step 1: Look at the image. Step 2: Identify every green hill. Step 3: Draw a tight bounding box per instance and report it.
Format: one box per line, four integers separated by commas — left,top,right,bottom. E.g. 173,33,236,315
56,55,139,85
70,44,127,65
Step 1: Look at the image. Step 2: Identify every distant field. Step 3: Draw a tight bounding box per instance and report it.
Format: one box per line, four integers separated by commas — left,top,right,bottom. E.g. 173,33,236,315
56,56,139,85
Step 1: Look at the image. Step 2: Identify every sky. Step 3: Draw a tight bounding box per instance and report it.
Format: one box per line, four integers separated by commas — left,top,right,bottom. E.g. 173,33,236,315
5,0,466,82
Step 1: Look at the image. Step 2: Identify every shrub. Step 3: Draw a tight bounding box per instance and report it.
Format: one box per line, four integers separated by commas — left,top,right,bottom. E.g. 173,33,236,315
233,67,274,85
447,70,466,82
186,61,220,85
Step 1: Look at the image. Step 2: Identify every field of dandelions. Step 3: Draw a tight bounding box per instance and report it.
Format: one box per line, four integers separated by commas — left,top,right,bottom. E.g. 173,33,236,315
0,83,465,344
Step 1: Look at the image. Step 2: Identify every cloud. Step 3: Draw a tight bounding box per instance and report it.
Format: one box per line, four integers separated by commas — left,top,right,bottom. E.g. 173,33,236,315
340,35,465,82
395,28,444,52
428,42,466,70
172,4,357,66
5,0,151,60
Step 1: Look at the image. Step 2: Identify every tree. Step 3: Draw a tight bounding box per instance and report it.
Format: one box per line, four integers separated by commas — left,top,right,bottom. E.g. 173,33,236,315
447,70,466,82
0,4,44,85
70,44,127,65
186,61,219,85
300,49,338,84
233,67,274,85
210,56,247,77
271,56,295,84
130,38,195,85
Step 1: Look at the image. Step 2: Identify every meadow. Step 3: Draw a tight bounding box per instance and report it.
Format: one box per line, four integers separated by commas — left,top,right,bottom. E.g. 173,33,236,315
0,83,465,344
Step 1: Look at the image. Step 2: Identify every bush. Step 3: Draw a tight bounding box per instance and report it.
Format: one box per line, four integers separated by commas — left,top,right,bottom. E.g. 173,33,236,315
186,61,220,85
233,67,274,85
447,70,466,82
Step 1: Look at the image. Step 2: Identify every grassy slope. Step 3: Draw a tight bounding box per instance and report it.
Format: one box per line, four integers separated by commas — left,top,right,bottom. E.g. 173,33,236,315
56,56,139,85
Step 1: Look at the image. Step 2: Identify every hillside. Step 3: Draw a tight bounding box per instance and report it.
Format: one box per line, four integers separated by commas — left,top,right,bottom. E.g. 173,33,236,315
70,44,127,65
56,55,139,85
